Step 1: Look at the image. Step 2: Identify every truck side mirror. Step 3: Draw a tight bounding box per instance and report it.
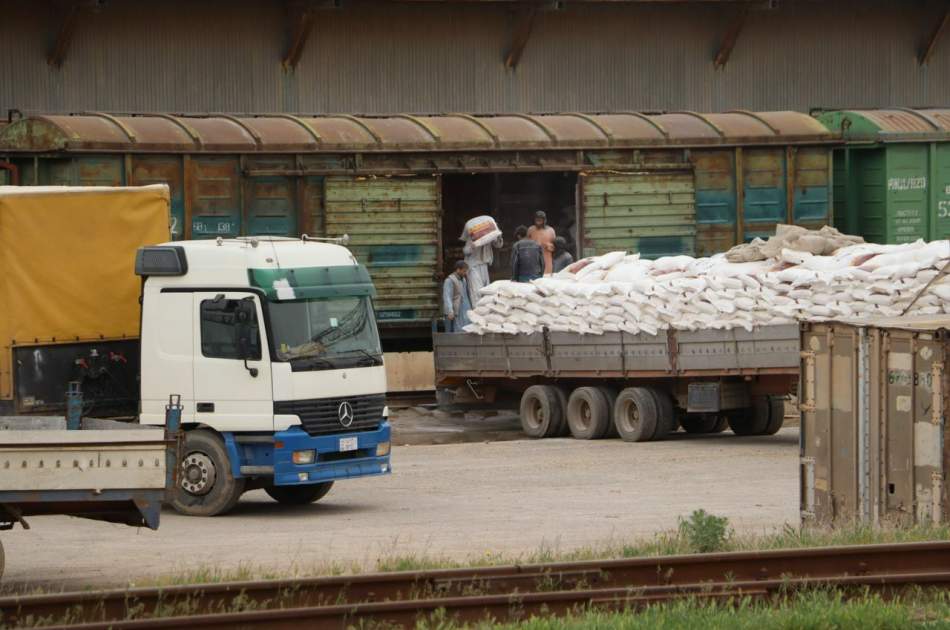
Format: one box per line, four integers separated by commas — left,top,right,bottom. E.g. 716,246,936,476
234,299,260,377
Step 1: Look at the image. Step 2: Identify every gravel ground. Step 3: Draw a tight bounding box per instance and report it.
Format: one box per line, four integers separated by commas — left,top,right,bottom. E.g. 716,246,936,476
0,428,799,590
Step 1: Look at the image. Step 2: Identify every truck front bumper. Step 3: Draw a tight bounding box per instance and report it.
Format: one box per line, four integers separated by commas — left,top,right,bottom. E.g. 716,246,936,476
272,422,391,486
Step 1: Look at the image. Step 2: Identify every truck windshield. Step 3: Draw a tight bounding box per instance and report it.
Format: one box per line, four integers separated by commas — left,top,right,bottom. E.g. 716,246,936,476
268,297,382,370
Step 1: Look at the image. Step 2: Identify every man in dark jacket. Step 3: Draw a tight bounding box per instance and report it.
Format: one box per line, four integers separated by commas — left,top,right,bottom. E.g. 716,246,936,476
552,236,574,273
510,225,544,282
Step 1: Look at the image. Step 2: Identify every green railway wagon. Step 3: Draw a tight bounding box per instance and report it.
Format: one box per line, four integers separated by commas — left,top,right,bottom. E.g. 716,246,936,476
0,111,834,342
817,109,950,244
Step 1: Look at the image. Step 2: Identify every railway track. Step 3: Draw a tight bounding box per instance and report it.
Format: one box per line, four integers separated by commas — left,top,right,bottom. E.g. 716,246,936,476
5,541,950,628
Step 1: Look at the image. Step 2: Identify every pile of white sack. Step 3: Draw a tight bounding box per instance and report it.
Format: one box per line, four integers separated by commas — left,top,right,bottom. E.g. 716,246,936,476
463,238,950,336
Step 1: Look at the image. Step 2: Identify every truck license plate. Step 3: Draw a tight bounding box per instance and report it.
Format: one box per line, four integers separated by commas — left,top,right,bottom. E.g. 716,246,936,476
339,437,358,452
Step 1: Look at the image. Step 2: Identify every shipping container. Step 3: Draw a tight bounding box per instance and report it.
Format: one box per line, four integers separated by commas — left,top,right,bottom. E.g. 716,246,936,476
816,109,950,244
0,111,834,339
800,318,950,528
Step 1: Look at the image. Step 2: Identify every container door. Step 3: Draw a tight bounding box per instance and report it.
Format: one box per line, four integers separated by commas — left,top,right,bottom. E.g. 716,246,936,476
579,170,696,259
692,150,736,257
792,147,831,231
247,175,297,237
884,144,928,244
855,149,887,243
831,149,850,233
131,156,186,239
192,292,273,432
190,157,241,239
932,144,950,240
741,148,786,242
324,175,440,326
883,333,916,526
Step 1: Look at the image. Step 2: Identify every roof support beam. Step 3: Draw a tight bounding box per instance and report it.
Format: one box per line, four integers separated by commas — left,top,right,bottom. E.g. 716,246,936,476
283,4,318,71
47,1,83,69
504,5,538,70
713,4,748,69
919,6,950,66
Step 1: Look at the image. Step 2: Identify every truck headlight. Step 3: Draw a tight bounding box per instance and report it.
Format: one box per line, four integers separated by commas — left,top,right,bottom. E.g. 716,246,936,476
383,405,390,419
293,450,316,464
376,441,391,457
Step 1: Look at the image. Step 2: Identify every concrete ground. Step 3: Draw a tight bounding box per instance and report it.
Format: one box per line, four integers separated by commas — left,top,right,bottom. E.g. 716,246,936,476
1,428,799,590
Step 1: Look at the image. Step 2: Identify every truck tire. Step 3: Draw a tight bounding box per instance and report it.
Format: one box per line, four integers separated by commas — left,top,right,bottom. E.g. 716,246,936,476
762,397,786,435
613,388,658,442
552,386,571,437
727,396,771,436
266,482,334,505
648,388,676,440
681,413,720,434
596,387,619,438
567,387,612,439
171,430,246,517
519,385,564,438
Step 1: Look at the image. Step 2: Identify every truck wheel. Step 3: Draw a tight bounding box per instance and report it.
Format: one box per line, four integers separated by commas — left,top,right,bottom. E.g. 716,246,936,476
762,397,786,435
613,388,658,442
266,482,334,505
648,388,676,440
681,413,720,434
727,396,771,436
171,430,246,517
552,387,571,437
596,387,619,438
519,385,564,438
567,387,611,439
710,414,729,433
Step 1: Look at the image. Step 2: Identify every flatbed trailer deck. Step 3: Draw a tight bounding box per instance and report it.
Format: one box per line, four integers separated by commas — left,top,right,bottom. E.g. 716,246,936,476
434,325,800,441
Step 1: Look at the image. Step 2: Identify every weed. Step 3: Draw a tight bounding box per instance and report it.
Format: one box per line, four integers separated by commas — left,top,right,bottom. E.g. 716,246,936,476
677,509,731,553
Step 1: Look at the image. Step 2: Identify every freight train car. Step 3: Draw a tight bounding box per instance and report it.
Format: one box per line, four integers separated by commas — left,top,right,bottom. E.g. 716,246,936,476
816,109,950,244
0,111,834,344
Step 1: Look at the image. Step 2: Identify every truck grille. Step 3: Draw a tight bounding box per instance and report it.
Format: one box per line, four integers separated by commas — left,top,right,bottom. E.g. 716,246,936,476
274,394,385,436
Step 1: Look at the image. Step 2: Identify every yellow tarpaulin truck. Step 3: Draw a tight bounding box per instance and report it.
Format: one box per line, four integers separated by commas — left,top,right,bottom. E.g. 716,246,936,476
0,185,170,415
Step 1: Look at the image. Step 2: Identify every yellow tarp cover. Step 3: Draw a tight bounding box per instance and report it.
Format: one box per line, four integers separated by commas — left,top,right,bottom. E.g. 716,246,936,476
0,185,170,399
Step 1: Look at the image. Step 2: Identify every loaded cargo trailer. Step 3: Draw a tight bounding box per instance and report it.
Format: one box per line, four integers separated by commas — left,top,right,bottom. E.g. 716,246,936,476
0,186,392,517
434,326,799,441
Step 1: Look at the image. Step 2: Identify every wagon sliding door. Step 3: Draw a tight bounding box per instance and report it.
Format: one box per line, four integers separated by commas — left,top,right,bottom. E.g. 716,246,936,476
578,170,696,259
324,176,441,327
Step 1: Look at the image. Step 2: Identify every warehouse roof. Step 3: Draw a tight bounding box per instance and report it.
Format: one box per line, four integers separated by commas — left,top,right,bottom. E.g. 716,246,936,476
0,111,832,154
815,109,950,142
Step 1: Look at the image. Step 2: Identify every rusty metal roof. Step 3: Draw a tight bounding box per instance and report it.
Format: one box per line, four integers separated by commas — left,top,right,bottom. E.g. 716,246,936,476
816,108,950,141
0,111,832,153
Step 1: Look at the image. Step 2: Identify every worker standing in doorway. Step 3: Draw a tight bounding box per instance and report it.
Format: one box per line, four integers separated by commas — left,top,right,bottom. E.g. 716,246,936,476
552,236,574,273
511,226,544,283
461,221,503,307
442,261,472,332
527,211,556,275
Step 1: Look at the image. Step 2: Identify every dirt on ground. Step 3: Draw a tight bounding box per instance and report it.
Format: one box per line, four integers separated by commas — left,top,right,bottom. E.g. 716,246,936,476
1,428,799,590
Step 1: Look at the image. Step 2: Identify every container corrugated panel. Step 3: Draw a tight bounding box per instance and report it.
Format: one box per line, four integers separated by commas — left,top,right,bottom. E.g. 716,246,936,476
130,156,186,239
692,150,736,257
792,147,831,230
742,148,786,242
189,157,241,239
800,319,950,527
324,176,440,325
580,170,696,259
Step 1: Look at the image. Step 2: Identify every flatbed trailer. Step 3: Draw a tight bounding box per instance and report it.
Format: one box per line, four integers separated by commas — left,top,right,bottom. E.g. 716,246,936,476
434,325,800,441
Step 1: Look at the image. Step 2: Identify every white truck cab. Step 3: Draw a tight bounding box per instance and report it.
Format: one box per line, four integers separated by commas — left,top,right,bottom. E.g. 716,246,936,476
135,237,391,516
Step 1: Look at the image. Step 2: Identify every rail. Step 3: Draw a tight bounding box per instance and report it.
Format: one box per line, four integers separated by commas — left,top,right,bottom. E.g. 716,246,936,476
4,541,950,627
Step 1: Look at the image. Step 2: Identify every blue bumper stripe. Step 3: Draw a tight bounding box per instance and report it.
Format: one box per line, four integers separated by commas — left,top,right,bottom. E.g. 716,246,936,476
272,422,391,486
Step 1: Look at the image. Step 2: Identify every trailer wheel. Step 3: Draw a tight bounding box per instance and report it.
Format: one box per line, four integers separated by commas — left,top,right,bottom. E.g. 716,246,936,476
171,430,246,517
266,482,334,505
762,397,786,435
613,388,658,442
552,387,571,437
647,388,676,440
710,414,729,433
596,387,620,438
727,396,772,436
519,385,564,438
567,387,612,439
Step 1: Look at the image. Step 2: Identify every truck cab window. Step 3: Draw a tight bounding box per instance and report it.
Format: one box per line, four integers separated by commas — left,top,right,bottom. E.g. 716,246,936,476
200,298,262,360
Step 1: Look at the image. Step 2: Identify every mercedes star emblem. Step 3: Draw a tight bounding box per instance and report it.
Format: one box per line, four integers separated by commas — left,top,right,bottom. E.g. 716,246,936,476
338,401,354,427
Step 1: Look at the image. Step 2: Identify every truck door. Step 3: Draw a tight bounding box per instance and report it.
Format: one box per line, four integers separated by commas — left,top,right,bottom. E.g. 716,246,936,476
193,292,273,432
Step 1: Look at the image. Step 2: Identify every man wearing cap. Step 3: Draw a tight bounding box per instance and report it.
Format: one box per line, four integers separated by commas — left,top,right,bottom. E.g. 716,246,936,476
526,211,557,275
